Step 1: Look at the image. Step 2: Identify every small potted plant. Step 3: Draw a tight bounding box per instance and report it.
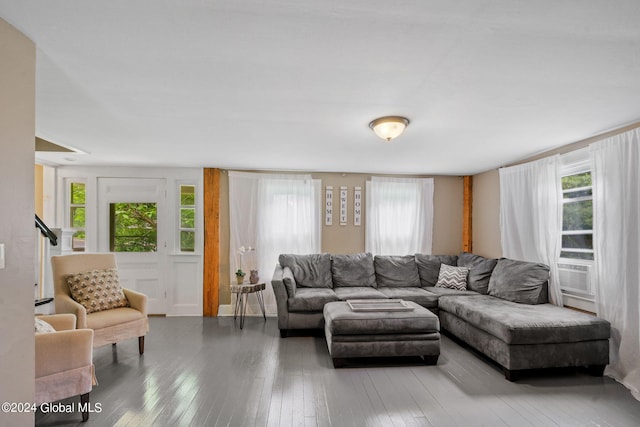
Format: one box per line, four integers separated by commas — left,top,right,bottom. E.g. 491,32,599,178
235,269,246,284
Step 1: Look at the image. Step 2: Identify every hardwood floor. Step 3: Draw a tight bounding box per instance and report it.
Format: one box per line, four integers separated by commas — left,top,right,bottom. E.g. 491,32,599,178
36,317,640,426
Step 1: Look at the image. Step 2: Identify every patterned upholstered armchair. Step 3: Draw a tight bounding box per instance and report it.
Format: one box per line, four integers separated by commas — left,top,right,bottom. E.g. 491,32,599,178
51,253,149,354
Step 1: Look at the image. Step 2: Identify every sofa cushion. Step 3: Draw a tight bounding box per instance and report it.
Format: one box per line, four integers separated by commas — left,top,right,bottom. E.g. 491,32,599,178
374,255,420,287
85,306,145,330
438,295,610,345
377,287,439,308
334,287,387,300
415,254,458,287
423,286,479,297
331,253,377,288
287,288,339,312
282,266,297,298
488,258,549,304
279,253,333,288
435,264,469,291
457,252,498,294
66,268,129,314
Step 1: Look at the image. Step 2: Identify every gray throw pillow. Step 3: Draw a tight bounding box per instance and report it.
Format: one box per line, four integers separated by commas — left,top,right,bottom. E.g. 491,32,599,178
282,266,297,297
488,258,550,304
415,254,458,287
435,264,469,291
457,252,498,294
331,253,377,288
278,253,333,288
374,255,421,287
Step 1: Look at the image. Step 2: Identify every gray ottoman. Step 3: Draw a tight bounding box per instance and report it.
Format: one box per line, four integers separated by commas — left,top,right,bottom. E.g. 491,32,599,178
323,301,440,368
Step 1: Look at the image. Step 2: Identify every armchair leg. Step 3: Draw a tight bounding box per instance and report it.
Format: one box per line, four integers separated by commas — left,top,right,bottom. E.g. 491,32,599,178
80,392,89,422
139,336,145,355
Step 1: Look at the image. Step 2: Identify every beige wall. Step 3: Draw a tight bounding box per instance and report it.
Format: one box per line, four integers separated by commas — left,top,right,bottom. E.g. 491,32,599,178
313,172,367,254
218,171,463,305
471,169,501,258
218,170,231,307
471,121,640,259
432,176,464,255
0,18,36,425
312,173,463,255
35,164,43,217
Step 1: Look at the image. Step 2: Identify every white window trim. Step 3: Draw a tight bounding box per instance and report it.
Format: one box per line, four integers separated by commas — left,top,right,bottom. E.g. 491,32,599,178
558,150,595,310
66,178,87,252
177,182,197,253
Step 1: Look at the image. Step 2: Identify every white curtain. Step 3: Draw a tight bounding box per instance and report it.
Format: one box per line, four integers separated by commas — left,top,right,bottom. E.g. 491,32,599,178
229,172,321,315
590,128,640,400
365,176,434,255
498,156,563,306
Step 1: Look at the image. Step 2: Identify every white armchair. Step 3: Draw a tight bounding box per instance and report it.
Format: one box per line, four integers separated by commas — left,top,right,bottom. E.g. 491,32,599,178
35,314,95,422
51,253,149,354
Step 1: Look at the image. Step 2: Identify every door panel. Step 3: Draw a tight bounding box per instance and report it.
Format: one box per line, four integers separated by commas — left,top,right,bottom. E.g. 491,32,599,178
98,178,167,314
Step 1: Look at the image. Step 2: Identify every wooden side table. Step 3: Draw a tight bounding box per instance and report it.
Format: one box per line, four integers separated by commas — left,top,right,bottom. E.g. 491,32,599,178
230,282,266,329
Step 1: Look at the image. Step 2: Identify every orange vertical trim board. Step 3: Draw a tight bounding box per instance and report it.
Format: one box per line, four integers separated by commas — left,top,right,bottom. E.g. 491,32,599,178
203,168,220,316
462,176,473,252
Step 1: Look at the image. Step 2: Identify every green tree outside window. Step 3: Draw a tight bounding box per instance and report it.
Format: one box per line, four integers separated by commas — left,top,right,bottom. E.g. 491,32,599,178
180,185,196,252
109,202,158,252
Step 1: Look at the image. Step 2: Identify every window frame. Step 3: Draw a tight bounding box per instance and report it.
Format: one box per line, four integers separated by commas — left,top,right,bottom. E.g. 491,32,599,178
108,202,159,253
558,153,595,303
67,179,87,252
178,183,197,253
560,184,594,260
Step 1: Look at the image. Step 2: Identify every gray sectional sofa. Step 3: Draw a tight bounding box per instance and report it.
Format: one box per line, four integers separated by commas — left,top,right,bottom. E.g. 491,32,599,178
271,252,611,380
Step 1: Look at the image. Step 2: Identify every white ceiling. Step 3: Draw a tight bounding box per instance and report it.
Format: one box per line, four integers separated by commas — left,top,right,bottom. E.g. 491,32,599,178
2,0,640,175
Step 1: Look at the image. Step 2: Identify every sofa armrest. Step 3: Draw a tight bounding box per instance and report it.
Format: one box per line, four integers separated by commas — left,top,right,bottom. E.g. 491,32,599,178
37,314,77,331
55,294,88,329
123,288,148,317
35,329,94,378
271,264,290,330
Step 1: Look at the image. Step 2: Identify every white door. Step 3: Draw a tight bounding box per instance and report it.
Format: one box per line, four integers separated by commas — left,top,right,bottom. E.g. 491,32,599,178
97,178,167,314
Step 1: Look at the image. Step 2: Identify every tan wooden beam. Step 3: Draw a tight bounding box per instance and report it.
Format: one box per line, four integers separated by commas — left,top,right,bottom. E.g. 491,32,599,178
462,175,473,253
203,168,220,316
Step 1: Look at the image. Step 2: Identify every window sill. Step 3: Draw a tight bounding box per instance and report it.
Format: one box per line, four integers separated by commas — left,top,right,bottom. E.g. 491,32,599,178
562,293,596,314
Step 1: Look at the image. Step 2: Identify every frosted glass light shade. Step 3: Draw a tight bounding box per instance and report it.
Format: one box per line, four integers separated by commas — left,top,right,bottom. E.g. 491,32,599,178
369,116,410,141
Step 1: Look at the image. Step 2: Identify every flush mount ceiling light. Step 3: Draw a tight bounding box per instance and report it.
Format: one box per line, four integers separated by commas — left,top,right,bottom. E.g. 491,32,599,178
368,116,410,141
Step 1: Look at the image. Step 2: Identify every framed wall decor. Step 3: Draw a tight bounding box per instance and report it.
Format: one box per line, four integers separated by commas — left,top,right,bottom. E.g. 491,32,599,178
325,186,333,226
340,186,348,225
354,186,362,226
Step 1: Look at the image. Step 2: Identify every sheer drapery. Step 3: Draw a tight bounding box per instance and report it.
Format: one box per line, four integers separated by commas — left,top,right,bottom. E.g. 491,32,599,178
498,156,563,305
591,128,640,400
365,176,434,255
229,172,321,315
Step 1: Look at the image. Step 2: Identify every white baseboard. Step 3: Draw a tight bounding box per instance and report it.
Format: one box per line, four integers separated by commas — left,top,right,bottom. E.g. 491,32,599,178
217,304,234,317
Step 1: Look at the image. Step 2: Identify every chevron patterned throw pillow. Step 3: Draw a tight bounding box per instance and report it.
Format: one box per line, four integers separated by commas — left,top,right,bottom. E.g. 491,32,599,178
435,264,469,290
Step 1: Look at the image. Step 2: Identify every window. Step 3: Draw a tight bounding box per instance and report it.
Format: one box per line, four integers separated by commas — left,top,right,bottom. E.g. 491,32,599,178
559,152,595,301
257,177,321,254
365,177,434,255
228,172,321,289
561,172,593,261
109,202,157,252
179,185,196,252
69,182,86,251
